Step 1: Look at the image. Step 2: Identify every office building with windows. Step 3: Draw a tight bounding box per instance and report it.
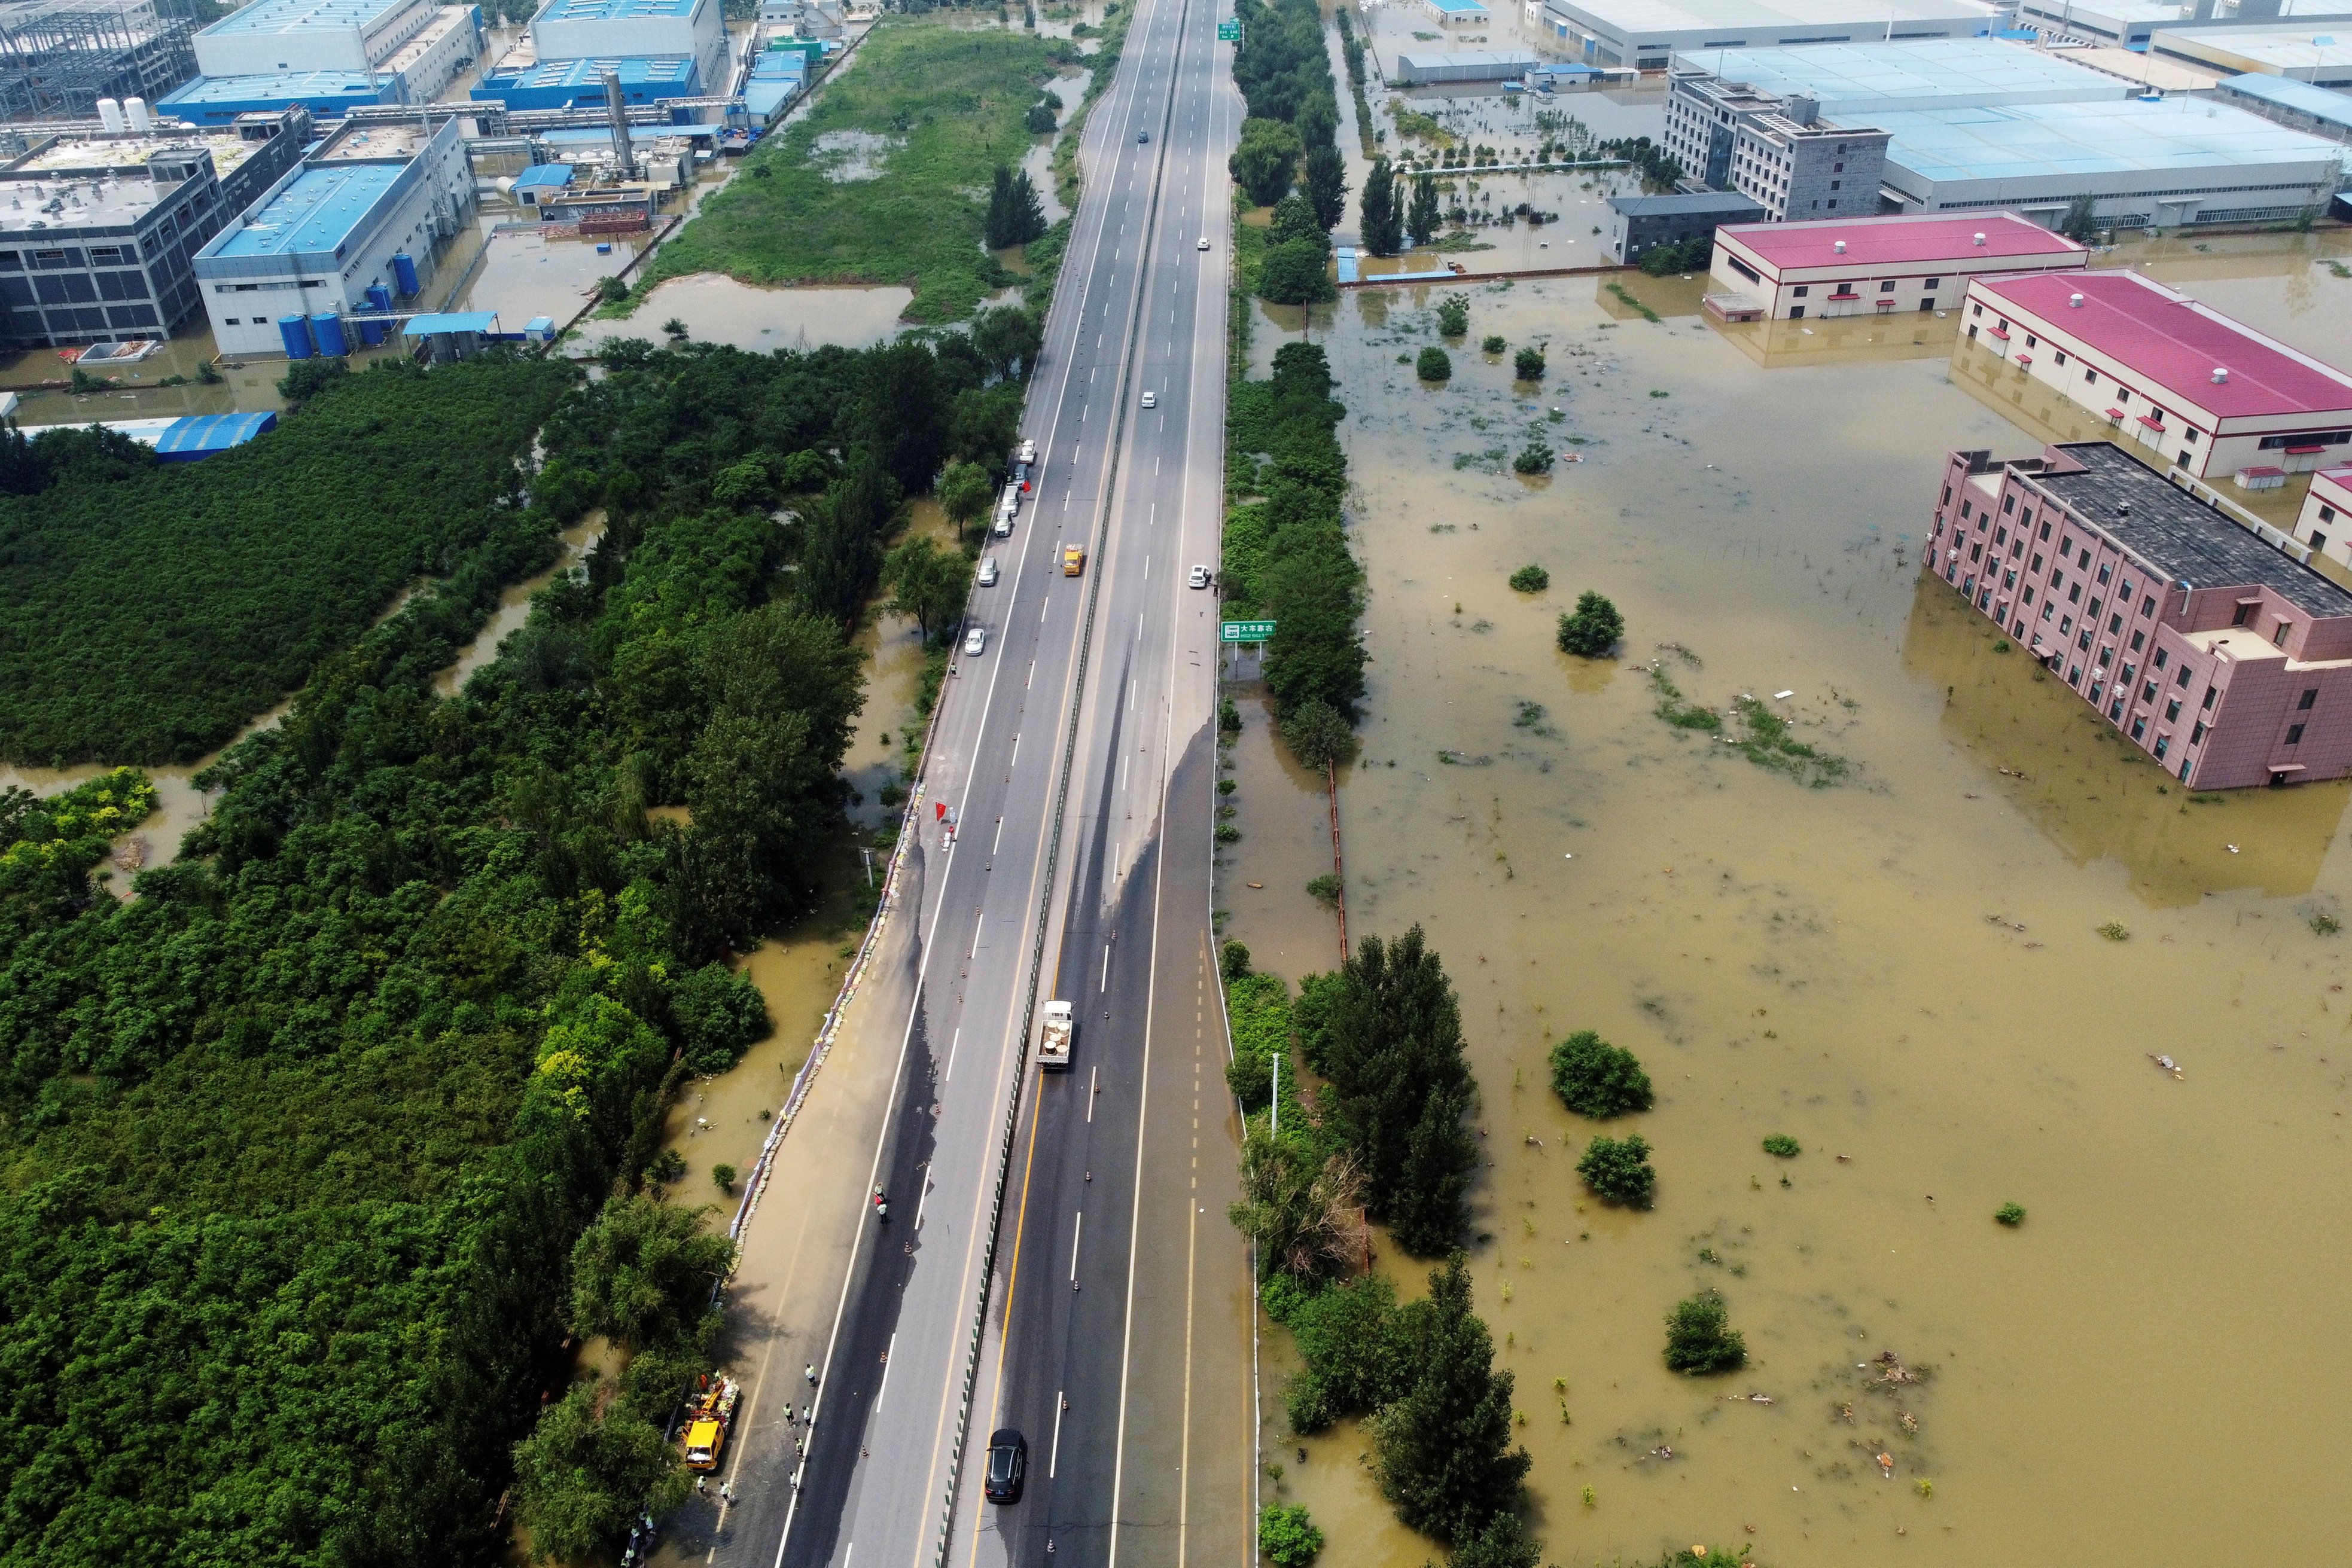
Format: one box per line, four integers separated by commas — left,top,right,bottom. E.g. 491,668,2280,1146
1958,269,2352,486
1665,39,2348,227
1928,440,2352,788
0,109,309,347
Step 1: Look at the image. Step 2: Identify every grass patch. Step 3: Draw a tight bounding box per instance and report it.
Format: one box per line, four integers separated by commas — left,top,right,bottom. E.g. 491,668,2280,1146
1605,282,1660,322
635,19,1070,321
1645,664,1721,731
1644,666,1850,785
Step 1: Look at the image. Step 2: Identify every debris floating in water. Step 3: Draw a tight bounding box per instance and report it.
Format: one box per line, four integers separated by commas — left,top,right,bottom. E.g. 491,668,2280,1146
1774,690,1795,700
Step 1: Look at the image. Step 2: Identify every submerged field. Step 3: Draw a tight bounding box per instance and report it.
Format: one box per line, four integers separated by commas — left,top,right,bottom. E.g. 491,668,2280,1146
636,17,1076,321
1221,237,2352,1566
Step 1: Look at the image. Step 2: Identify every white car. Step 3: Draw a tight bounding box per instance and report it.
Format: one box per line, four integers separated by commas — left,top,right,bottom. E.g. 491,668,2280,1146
1198,237,1211,251
963,624,987,657
978,555,1000,586
1140,391,1157,408
1188,564,1211,589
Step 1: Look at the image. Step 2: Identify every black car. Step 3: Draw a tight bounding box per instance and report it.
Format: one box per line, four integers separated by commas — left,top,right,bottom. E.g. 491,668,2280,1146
1137,129,1149,142
983,1429,1028,1503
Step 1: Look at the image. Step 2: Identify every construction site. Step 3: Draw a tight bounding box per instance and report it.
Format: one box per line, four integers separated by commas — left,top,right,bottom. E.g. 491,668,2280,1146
0,0,194,123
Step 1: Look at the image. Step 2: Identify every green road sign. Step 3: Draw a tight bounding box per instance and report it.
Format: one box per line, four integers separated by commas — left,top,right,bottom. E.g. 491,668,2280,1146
1221,620,1275,642
1216,18,1240,39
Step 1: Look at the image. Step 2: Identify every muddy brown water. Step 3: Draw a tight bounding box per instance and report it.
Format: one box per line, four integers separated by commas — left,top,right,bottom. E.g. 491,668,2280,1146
1223,245,2352,1566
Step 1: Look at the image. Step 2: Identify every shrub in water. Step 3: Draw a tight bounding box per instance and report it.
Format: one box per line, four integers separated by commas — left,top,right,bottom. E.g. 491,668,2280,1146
1513,345,1546,380
1995,1202,2027,1227
1663,1289,1745,1374
1555,590,1624,657
1508,564,1549,593
1480,334,1507,354
1416,346,1454,382
1549,1031,1653,1118
1259,1504,1324,1568
1761,1133,1800,1158
1576,1133,1655,1207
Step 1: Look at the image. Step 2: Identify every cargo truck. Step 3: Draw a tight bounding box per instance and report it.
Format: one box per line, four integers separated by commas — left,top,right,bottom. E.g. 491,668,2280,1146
1036,999,1074,1071
682,1375,739,1472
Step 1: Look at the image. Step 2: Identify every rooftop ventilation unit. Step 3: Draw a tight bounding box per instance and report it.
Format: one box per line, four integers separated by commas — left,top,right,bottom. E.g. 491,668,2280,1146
1833,239,1845,253
1972,232,1987,246
2069,292,2084,307
2211,367,2229,384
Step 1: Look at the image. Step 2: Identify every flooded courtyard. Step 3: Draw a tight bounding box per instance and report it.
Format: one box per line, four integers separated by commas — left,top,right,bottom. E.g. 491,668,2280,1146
1223,237,2352,1565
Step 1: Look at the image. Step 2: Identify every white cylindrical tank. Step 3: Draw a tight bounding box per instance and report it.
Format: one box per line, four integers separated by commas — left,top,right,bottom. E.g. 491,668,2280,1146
96,97,124,133
125,96,151,132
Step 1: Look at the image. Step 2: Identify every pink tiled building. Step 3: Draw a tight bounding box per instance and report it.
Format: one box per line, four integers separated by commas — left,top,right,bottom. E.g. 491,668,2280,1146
1928,440,2352,789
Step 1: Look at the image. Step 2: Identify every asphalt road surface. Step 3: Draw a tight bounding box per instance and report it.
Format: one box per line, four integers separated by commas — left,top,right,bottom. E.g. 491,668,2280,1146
706,3,1250,1568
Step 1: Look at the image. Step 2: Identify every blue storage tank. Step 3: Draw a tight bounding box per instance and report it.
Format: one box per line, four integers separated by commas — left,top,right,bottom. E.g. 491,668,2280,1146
310,312,349,357
357,318,387,346
365,283,393,313
392,253,420,296
279,314,314,359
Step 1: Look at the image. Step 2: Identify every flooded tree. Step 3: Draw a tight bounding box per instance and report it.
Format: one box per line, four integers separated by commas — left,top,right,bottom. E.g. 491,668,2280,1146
1303,144,1350,230
1556,590,1625,658
1407,171,1442,246
1577,1133,1657,1207
1360,156,1405,256
1371,1253,1532,1543
1547,1030,1655,1118
1295,925,1479,1254
511,1380,693,1560
1664,1289,1748,1375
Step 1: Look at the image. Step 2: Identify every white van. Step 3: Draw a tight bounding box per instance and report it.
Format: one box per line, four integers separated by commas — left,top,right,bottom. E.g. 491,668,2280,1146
992,502,1014,538
1017,438,1037,465
1000,483,1022,517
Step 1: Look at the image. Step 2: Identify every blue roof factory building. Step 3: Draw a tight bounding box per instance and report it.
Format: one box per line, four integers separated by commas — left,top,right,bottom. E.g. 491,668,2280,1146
194,110,476,359
472,52,700,111
159,71,407,124
188,0,486,111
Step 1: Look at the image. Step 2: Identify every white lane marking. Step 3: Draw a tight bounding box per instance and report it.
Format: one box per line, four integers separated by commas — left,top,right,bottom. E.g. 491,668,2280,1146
1049,1390,1067,1479
1010,733,1020,767
875,1332,900,1410
991,816,1006,855
1087,1064,1097,1123
945,1025,962,1084
968,914,985,963
1026,660,1035,690
1120,754,1128,794
1042,599,1052,624
1101,941,1112,992
1070,1210,1083,1281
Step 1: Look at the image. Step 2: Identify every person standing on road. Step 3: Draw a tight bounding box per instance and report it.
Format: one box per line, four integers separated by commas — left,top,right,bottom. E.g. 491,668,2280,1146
805,1363,817,1386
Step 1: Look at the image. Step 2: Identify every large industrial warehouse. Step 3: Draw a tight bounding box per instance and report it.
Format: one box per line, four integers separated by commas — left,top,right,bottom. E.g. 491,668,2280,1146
1535,0,1999,71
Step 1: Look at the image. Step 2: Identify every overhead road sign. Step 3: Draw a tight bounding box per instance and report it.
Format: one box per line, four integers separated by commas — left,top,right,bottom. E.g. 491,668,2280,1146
1220,620,1275,642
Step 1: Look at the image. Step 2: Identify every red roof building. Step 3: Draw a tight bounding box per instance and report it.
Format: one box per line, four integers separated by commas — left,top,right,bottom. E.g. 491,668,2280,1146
1709,212,2087,321
1960,269,2352,489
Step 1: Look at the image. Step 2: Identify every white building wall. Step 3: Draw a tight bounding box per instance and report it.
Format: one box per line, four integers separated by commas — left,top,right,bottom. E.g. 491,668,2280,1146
200,122,475,358
382,7,484,100
194,0,443,76
532,0,725,84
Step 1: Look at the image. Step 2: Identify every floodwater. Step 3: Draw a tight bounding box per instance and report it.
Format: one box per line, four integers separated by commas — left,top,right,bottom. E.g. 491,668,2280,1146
434,511,610,695
654,499,953,1197
1223,246,2352,1566
569,276,919,355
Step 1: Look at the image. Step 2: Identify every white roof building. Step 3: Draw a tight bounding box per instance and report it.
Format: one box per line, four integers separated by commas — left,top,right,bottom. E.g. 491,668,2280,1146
1535,0,2000,71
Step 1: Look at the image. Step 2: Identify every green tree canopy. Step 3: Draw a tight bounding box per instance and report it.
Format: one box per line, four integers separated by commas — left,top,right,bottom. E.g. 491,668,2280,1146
1371,1254,1531,1543
883,533,977,645
1294,926,1477,1255
1407,172,1442,246
1232,117,1305,205
1547,1030,1654,1118
1302,144,1349,230
1556,590,1625,657
1360,156,1404,256
511,1380,691,1561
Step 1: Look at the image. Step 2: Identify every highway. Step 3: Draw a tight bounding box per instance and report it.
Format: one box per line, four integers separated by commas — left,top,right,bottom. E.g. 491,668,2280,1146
703,1,1251,1566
